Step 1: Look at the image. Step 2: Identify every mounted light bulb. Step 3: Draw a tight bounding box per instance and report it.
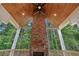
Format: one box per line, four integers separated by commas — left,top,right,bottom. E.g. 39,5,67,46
53,13,57,16
22,13,25,16
38,6,41,9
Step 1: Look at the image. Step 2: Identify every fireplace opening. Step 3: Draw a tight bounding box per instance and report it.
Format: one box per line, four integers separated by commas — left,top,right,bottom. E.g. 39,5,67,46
33,52,44,56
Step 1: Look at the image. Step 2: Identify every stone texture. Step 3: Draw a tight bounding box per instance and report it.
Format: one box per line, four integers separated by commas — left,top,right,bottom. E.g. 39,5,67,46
30,13,48,56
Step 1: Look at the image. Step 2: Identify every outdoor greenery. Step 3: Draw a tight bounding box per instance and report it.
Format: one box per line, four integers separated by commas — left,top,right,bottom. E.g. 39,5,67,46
16,27,32,49
48,29,61,50
0,21,79,51
62,24,79,51
0,23,16,50
46,23,61,50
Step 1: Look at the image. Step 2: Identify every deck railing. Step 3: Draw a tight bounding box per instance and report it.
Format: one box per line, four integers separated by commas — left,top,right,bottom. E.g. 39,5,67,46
0,49,79,56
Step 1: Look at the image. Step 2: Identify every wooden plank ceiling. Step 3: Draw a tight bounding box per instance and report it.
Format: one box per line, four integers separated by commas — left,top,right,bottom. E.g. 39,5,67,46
2,3,79,27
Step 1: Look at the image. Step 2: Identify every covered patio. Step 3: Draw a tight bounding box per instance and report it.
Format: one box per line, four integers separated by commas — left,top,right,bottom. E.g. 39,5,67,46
0,3,79,56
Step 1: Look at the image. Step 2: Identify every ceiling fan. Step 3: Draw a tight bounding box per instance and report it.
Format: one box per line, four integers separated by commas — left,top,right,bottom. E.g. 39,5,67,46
32,3,46,15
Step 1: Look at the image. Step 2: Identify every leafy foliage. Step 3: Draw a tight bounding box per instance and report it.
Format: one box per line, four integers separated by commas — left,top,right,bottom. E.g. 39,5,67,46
16,27,32,49
62,24,79,51
0,23,16,50
46,22,61,50
0,22,79,51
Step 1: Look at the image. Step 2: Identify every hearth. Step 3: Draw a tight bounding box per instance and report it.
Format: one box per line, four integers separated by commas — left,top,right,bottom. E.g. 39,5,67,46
33,52,44,56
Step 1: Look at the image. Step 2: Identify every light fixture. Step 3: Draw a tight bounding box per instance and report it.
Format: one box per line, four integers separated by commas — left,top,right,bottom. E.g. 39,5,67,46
38,6,41,10
53,13,57,16
22,13,25,16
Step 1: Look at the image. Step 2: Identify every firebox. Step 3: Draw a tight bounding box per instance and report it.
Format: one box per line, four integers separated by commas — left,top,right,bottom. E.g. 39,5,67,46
33,52,44,56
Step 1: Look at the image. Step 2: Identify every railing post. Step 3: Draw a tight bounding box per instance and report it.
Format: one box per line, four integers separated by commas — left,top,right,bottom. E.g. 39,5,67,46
56,28,66,56
9,28,21,56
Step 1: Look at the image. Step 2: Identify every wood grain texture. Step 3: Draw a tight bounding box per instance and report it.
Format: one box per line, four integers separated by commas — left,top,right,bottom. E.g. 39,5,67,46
2,3,34,27
2,3,79,27
44,3,79,27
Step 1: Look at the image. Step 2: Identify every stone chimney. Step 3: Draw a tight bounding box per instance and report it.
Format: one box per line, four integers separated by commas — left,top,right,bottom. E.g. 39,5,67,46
30,13,48,56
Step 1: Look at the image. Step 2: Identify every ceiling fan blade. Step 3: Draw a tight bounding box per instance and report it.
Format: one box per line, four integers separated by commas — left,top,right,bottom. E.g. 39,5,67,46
32,3,46,7
32,3,46,15
33,8,38,14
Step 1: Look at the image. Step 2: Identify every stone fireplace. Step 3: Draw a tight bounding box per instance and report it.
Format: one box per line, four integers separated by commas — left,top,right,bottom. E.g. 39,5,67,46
30,13,48,56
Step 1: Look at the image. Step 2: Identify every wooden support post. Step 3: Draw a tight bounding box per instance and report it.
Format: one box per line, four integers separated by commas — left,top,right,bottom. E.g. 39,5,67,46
57,28,66,56
9,28,21,56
